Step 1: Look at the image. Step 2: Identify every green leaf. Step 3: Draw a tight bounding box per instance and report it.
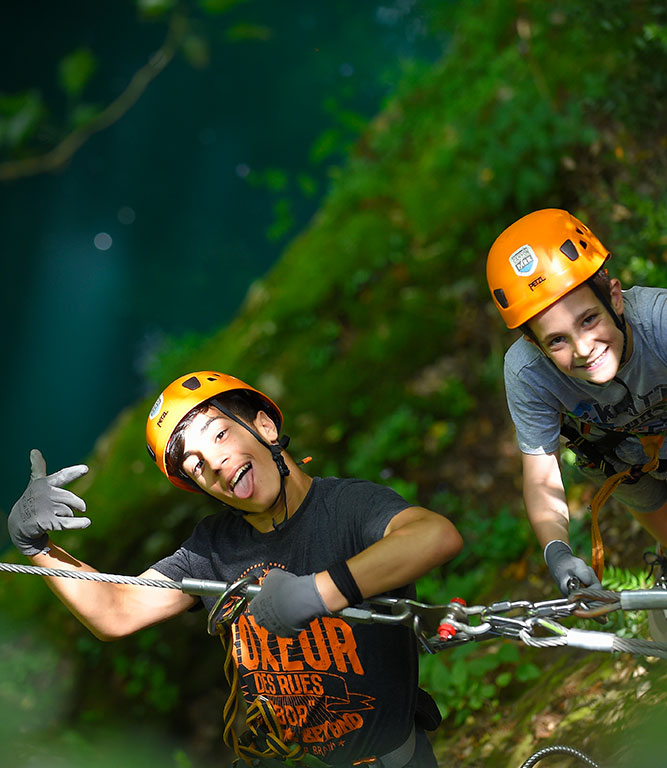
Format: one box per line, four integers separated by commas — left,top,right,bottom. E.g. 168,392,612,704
69,103,99,129
297,172,318,198
497,643,520,664
225,23,272,42
310,127,343,165
58,48,97,97
137,0,176,17
199,0,248,14
450,660,468,689
0,90,44,148
267,198,295,242
516,663,541,683
495,671,513,688
181,33,210,69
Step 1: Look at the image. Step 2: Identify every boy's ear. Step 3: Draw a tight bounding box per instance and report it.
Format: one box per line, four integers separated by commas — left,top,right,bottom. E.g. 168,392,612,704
523,334,538,347
609,278,624,314
254,410,279,442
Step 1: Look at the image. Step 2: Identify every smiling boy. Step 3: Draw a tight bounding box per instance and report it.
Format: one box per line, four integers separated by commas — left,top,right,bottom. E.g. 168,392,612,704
9,371,463,767
486,209,667,596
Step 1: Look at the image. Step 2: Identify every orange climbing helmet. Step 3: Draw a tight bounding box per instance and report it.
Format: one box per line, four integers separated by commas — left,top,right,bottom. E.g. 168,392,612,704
146,371,283,492
486,209,610,329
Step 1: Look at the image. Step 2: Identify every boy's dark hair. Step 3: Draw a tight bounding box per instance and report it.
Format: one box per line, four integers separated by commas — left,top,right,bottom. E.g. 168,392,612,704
165,391,278,490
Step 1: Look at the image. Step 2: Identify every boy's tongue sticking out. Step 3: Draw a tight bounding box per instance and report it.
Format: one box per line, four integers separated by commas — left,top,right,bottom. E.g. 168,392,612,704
232,463,254,499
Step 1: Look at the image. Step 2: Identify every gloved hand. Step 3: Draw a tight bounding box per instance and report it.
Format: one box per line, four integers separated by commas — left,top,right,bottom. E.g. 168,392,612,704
8,449,91,556
544,540,602,596
249,569,331,637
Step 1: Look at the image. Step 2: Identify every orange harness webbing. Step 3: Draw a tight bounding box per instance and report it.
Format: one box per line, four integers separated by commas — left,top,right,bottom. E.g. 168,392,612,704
589,433,665,580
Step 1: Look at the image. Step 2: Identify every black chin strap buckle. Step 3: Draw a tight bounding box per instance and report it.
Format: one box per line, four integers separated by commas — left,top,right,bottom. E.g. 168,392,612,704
270,435,291,478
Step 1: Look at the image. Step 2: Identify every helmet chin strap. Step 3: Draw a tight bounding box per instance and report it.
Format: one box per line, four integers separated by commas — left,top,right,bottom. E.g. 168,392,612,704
209,398,292,529
588,279,628,367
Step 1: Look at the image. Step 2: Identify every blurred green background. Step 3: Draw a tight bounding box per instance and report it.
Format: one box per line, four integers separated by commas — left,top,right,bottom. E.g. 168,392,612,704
1,1,666,766
0,0,448,525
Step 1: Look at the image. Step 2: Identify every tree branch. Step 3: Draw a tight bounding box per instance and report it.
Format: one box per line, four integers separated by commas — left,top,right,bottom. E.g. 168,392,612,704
0,12,188,182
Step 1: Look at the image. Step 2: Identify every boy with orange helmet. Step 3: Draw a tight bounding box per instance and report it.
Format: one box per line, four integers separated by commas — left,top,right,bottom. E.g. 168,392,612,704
486,209,667,599
8,371,463,767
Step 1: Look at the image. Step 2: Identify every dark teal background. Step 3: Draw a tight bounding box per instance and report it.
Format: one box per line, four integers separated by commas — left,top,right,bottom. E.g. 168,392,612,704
0,1,448,527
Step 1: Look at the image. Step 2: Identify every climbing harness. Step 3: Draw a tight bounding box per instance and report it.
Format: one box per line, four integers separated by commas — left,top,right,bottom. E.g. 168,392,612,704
560,419,666,582
1,562,664,767
206,576,322,767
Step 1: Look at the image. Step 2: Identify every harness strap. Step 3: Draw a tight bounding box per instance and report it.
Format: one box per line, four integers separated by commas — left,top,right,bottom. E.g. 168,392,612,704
351,727,416,768
589,433,665,580
559,420,629,477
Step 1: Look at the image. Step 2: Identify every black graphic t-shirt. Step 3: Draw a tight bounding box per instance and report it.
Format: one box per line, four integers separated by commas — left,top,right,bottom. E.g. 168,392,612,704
151,477,420,765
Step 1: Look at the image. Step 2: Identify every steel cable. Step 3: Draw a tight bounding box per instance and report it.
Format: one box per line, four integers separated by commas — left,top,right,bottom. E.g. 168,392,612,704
0,562,182,589
613,635,667,659
519,744,599,767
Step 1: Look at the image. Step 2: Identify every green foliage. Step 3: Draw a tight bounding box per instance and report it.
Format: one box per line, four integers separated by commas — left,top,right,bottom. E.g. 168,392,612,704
225,23,272,42
420,641,540,725
3,0,665,761
199,0,249,14
0,91,44,150
137,0,177,18
58,48,98,97
599,564,651,638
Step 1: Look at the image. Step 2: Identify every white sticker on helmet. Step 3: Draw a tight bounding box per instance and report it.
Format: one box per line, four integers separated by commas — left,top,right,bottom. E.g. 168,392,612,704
509,244,538,277
149,393,164,420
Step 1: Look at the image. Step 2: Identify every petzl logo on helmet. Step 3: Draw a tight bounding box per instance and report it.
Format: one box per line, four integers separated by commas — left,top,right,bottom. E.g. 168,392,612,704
149,393,164,420
509,244,537,277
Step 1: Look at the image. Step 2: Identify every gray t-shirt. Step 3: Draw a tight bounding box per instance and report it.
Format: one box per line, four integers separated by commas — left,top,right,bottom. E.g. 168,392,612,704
504,286,667,466
151,476,421,765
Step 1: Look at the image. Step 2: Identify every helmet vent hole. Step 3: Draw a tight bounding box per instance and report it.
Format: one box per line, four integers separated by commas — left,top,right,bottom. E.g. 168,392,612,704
579,240,588,249
182,376,202,391
576,227,584,235
559,239,579,261
493,288,509,309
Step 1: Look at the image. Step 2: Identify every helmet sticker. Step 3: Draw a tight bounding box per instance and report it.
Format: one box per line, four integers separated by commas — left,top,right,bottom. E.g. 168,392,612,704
509,244,538,277
149,393,164,420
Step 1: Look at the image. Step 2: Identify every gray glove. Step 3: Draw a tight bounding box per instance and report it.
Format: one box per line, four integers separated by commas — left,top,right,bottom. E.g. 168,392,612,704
249,569,331,637
544,540,602,596
8,449,91,556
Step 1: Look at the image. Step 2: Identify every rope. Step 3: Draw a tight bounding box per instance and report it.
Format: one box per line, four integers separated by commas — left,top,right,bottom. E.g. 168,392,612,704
215,612,308,765
589,433,665,581
519,744,599,767
0,562,182,589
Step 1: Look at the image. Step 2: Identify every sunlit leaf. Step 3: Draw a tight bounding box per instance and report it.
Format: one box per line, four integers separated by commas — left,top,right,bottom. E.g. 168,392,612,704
58,48,97,97
136,0,176,18
495,672,513,688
